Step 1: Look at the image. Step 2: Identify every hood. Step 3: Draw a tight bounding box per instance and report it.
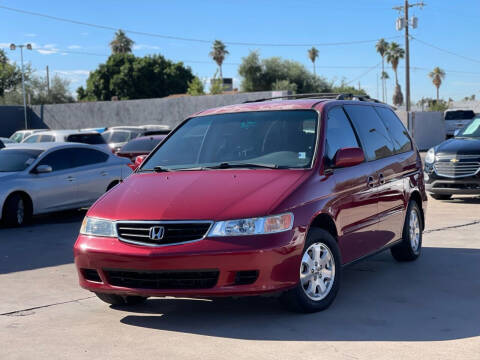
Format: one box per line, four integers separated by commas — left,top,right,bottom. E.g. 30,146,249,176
89,169,310,221
0,172,19,180
436,138,480,156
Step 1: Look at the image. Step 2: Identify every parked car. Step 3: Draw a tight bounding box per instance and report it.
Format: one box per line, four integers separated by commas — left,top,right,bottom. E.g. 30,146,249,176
102,125,170,153
74,95,426,312
22,130,110,152
116,135,166,163
424,116,480,200
0,143,132,227
9,129,44,143
444,109,476,138
82,127,108,133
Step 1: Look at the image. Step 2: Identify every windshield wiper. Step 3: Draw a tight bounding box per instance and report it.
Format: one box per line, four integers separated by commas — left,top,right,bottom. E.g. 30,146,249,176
204,162,284,170
137,166,171,173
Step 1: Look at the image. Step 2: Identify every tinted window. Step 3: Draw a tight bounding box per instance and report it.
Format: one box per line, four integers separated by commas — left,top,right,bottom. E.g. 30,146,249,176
375,107,412,154
37,148,77,172
344,105,395,161
39,134,55,142
121,137,165,152
325,107,359,163
143,110,318,170
23,134,40,143
445,110,475,121
0,149,43,172
74,148,109,166
67,133,106,145
109,131,131,143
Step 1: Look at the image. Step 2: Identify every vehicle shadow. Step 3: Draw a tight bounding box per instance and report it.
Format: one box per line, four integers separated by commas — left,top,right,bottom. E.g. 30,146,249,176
0,209,85,274
120,247,480,342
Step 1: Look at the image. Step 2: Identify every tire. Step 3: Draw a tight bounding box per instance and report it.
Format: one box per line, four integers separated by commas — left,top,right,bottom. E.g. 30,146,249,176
2,193,31,227
280,228,341,313
95,292,147,306
430,194,452,200
391,201,423,262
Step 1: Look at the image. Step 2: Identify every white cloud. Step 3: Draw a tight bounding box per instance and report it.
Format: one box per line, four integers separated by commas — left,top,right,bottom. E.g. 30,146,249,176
67,45,82,50
133,44,161,51
53,69,90,84
35,43,60,55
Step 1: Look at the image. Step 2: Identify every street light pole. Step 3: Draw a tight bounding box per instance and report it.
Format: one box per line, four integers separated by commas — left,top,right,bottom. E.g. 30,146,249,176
9,43,32,130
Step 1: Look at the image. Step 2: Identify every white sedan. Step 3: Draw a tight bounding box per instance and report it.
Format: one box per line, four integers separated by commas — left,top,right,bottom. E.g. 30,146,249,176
0,143,132,227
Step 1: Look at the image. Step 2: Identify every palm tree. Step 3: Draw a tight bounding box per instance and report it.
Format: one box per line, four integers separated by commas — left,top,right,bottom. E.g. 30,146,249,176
308,47,319,76
375,39,389,102
429,67,446,102
209,40,229,82
109,29,134,54
386,42,405,106
381,71,389,103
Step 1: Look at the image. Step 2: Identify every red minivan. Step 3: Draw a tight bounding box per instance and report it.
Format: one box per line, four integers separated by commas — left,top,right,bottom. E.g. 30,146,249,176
74,95,427,312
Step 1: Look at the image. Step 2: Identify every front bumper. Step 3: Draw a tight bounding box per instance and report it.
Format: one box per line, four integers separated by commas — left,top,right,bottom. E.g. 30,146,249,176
74,228,305,298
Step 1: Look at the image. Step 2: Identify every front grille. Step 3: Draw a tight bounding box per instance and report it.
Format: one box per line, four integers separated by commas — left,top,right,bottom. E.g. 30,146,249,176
116,221,212,246
434,154,480,178
105,269,219,289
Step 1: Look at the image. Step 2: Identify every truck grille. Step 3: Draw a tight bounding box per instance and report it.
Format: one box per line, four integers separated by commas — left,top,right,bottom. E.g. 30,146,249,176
116,221,212,246
104,269,219,289
434,154,480,178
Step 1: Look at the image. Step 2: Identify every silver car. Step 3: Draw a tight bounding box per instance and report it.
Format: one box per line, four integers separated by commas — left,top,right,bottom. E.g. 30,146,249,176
22,130,111,152
0,143,132,226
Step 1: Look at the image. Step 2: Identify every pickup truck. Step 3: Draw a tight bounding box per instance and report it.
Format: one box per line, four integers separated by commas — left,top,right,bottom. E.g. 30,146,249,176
444,109,476,138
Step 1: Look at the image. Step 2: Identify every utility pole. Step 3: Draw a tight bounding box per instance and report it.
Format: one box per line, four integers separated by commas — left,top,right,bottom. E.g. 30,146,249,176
9,43,32,129
46,65,50,97
393,1,425,112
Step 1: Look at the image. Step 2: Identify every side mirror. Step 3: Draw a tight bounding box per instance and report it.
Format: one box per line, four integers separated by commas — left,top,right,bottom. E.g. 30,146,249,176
333,147,365,168
35,165,53,174
134,155,147,169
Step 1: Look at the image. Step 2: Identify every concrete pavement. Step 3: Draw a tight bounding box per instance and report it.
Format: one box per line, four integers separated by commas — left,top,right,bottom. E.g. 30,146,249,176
1,197,479,360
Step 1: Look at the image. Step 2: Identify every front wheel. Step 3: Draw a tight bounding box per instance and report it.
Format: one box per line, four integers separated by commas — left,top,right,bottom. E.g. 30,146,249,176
391,201,423,262
2,193,31,227
280,228,341,313
95,292,147,306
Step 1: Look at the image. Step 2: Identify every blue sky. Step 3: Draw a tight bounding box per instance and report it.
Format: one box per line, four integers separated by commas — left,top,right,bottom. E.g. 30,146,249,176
1,0,479,103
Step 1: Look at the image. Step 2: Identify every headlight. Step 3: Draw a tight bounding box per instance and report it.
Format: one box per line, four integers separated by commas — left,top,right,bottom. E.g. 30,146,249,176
425,148,435,164
80,217,117,237
209,213,294,237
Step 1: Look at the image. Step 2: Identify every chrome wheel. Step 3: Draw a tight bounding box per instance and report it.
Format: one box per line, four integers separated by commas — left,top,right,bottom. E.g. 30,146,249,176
16,198,24,225
409,208,421,254
300,243,335,301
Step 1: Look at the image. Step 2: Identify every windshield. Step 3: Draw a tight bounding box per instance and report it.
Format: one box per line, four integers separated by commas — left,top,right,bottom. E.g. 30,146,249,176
0,149,43,172
457,118,480,138
142,110,318,170
121,136,164,152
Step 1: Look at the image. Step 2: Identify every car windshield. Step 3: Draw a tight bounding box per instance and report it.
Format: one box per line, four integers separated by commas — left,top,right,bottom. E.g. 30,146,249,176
0,149,43,172
457,118,480,138
10,133,23,142
141,110,318,171
120,136,165,152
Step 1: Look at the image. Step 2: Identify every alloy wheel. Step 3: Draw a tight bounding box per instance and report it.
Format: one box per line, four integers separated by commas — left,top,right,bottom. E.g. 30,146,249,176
409,208,421,254
300,243,335,301
16,198,24,225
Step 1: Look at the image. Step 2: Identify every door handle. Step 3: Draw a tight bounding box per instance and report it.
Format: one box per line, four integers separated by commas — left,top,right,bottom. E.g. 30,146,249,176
100,171,108,176
367,176,375,188
66,176,75,182
379,173,385,185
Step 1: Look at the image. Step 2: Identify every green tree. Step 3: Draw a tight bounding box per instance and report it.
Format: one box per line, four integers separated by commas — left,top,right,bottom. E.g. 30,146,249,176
77,54,194,101
209,70,223,95
109,29,134,54
238,51,331,94
428,67,446,102
187,77,205,96
307,47,319,76
209,40,229,81
375,38,389,102
0,49,23,97
386,42,405,106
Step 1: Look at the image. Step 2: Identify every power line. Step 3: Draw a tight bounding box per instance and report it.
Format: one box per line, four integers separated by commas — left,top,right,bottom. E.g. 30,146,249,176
0,4,401,47
411,36,480,65
345,63,380,85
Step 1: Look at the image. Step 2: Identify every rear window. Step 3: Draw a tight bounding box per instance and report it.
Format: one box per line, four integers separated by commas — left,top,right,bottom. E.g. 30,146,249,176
67,133,106,145
106,131,132,143
445,110,475,121
0,149,43,172
121,136,165,152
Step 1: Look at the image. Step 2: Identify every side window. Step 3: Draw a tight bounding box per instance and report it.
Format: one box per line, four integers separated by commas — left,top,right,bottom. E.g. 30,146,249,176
374,107,412,154
75,148,109,167
325,107,359,163
39,134,55,142
344,105,396,161
24,135,40,143
36,149,77,172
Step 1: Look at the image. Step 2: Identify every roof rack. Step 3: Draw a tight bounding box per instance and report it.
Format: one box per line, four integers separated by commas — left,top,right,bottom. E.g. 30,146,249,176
243,92,385,104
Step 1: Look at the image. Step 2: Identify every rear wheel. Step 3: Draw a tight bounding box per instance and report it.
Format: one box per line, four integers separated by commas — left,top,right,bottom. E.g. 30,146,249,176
2,193,31,227
280,228,341,313
430,194,452,200
95,292,147,306
391,201,423,262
